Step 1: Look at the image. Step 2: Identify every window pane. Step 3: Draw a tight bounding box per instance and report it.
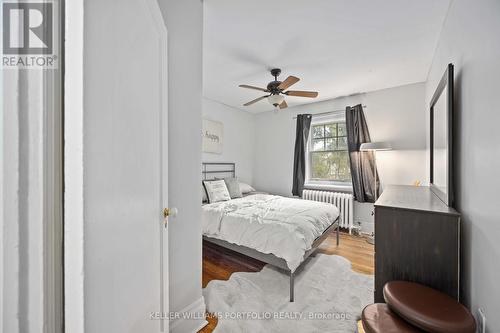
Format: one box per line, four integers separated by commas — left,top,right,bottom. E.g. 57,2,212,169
325,123,337,137
335,151,351,181
338,136,348,150
309,120,350,182
337,123,347,136
312,125,324,139
312,139,324,151
311,151,351,182
311,152,332,179
326,138,337,150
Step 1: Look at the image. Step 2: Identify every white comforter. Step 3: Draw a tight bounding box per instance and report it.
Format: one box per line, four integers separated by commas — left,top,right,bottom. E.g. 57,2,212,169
202,194,339,271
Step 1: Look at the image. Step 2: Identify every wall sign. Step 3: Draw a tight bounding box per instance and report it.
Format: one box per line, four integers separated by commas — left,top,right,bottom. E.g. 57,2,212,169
202,119,223,154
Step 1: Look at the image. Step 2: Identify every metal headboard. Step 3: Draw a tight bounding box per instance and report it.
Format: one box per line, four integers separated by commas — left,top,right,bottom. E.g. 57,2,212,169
202,162,236,180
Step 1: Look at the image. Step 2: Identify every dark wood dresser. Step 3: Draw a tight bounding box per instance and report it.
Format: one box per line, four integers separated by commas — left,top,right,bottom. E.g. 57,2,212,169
374,185,460,303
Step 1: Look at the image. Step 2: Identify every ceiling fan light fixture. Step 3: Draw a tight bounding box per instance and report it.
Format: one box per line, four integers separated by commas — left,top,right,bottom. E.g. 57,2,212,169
239,69,318,108
268,94,284,106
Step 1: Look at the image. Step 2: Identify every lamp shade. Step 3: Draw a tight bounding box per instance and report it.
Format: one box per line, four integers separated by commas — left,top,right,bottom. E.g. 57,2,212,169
359,142,392,151
268,94,284,106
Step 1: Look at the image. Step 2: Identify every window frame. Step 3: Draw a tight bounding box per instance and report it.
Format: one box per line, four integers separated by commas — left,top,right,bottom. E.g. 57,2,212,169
305,116,353,191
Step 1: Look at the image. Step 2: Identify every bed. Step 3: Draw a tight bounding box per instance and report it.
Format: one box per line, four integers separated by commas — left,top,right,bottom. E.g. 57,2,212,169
202,162,340,302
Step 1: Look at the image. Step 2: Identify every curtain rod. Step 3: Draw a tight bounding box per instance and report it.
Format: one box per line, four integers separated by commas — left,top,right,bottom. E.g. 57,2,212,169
292,105,367,119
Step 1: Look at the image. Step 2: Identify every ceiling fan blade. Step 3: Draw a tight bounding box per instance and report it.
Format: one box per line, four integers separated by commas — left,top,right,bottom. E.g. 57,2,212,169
279,100,288,109
277,76,300,90
239,84,268,92
243,95,268,106
285,90,319,98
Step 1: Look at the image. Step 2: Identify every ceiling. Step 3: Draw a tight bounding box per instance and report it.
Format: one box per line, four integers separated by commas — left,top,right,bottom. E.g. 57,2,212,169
203,0,451,113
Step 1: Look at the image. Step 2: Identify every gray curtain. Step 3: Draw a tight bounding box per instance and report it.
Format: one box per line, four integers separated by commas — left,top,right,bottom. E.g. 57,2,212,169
345,105,378,203
292,114,312,197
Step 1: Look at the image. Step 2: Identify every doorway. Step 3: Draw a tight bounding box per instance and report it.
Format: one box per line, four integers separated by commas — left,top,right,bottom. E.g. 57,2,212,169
64,0,170,331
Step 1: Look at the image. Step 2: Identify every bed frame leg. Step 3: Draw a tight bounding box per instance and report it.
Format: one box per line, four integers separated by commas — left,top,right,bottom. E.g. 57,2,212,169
289,271,294,302
336,223,340,246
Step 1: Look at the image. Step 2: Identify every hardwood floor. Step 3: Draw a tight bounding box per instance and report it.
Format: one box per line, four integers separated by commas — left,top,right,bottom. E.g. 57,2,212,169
316,231,375,275
199,231,374,333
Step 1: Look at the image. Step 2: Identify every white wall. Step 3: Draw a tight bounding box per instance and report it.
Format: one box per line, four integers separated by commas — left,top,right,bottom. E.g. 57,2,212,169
253,83,427,231
202,98,256,184
2,17,63,333
1,69,46,333
158,1,206,332
425,0,500,329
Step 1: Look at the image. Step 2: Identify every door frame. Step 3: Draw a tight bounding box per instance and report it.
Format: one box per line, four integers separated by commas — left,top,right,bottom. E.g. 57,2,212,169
63,0,84,331
44,0,65,331
63,0,169,331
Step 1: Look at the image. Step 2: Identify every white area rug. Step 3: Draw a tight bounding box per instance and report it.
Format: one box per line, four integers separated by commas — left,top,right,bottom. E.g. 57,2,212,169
203,254,373,332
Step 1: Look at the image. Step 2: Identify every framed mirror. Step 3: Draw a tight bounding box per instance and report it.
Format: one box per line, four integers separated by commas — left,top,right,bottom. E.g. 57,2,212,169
430,63,454,207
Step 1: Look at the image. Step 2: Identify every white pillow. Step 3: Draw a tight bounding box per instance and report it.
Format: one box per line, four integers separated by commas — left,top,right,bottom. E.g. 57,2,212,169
203,180,231,203
239,182,256,194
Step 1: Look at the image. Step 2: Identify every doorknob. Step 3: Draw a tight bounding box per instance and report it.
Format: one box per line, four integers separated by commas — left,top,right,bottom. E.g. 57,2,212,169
163,207,178,218
163,207,178,228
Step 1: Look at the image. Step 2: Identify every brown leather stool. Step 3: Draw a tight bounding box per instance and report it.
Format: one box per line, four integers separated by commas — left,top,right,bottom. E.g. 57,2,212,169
361,304,424,333
384,281,476,333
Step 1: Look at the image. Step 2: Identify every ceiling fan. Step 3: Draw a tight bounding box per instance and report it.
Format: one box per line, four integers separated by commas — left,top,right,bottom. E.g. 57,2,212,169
239,68,319,109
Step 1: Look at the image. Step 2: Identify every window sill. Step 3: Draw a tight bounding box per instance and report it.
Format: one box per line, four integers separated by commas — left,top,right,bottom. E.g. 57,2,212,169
304,182,353,193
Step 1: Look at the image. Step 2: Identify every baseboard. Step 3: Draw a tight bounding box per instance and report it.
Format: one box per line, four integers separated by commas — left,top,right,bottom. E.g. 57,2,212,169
169,296,208,333
360,222,374,235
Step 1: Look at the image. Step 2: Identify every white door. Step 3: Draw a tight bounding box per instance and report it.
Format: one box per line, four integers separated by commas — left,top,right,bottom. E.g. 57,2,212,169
65,0,169,332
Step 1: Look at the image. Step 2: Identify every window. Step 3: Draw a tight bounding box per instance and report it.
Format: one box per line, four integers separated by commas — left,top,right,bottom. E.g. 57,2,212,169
308,121,351,184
